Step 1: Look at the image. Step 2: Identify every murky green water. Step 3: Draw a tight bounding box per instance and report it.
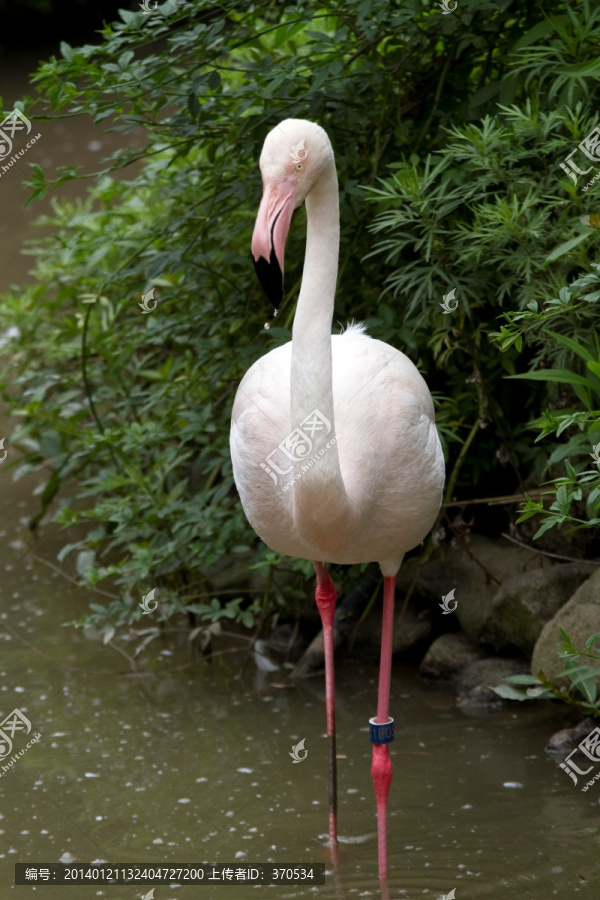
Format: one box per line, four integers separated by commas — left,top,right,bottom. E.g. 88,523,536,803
1,44,599,900
1,447,599,899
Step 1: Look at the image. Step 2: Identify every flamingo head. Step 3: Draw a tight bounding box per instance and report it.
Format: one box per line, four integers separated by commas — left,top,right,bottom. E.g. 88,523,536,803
252,119,333,309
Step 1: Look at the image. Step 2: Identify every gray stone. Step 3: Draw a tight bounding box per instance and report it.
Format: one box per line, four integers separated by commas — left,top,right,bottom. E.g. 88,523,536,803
416,534,552,643
392,604,433,655
349,601,432,663
292,593,432,674
531,567,600,685
481,563,593,655
546,717,598,756
291,627,340,678
457,657,530,709
419,632,487,682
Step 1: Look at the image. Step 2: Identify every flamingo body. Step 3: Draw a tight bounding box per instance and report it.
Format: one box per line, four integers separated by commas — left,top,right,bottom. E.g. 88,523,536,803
231,325,444,573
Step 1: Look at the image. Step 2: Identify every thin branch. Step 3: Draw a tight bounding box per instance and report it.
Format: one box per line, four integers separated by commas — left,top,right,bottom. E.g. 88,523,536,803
2,621,249,675
2,622,127,674
500,532,600,565
443,488,547,508
27,553,119,599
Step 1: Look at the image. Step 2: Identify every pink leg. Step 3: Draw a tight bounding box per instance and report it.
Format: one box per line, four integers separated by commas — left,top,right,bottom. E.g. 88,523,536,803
313,560,338,853
371,575,396,880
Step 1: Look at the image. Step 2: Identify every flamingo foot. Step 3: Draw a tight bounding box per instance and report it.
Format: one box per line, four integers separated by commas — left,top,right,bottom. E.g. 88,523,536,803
371,743,392,878
370,574,396,879
371,743,393,804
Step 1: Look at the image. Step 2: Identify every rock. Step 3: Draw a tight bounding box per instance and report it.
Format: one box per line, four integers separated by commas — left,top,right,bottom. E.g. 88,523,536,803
291,566,381,677
457,657,529,709
253,639,280,672
290,628,336,678
546,717,598,756
334,565,382,637
416,534,552,643
392,604,433,657
292,568,433,673
419,632,488,682
264,622,308,658
480,563,593,655
531,567,600,684
348,599,431,663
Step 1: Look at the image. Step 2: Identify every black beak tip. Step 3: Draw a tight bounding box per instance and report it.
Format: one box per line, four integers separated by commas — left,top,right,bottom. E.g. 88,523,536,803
253,251,282,310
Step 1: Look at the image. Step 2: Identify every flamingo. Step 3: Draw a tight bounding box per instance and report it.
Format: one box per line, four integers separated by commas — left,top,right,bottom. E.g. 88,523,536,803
230,119,445,880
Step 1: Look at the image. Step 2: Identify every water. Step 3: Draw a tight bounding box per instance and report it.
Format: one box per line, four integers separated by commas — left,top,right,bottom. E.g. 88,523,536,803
0,48,144,293
1,456,598,899
1,45,599,900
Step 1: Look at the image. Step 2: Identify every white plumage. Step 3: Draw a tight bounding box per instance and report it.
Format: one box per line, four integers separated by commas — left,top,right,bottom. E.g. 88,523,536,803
230,119,444,577
231,323,444,574
229,119,445,876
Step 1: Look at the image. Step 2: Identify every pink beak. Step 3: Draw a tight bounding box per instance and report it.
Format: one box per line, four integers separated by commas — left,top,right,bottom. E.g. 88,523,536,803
251,175,296,309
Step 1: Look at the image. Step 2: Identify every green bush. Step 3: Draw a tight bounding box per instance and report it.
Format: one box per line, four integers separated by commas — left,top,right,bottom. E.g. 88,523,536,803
492,629,600,717
491,267,600,536
366,98,600,534
1,0,600,642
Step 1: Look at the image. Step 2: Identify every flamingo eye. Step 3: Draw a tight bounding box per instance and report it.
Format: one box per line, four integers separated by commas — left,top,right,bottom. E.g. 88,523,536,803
295,162,303,171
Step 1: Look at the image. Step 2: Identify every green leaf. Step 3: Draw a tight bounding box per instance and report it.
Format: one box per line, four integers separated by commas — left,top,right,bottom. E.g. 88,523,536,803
187,93,200,118
490,684,530,701
543,330,595,363
76,550,96,578
526,685,553,698
504,674,546,685
532,518,561,539
587,360,600,379
208,70,221,90
545,232,591,263
585,633,600,651
118,8,137,25
512,16,569,51
507,369,598,388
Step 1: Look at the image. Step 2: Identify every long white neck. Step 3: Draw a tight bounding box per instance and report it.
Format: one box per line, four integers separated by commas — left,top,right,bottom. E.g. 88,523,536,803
291,159,339,419
290,158,348,538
